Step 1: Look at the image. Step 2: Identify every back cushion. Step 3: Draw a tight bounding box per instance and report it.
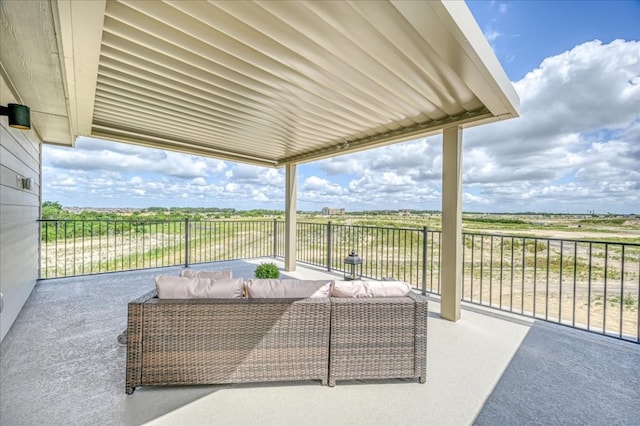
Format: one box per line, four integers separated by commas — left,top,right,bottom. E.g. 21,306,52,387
331,280,412,297
156,275,244,299
245,279,333,298
180,268,233,280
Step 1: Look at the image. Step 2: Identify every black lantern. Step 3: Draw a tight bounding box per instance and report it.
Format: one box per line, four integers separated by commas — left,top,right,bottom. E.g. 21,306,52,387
344,251,362,281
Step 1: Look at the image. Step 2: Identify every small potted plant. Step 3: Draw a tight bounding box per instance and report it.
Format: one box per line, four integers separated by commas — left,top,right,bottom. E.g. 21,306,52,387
254,262,280,279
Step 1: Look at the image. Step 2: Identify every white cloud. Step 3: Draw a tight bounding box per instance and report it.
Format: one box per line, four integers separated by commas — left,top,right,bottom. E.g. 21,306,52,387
452,39,640,212
252,191,269,202
315,156,366,176
484,30,502,43
302,176,329,191
225,164,284,186
316,138,442,185
463,193,491,205
44,138,227,179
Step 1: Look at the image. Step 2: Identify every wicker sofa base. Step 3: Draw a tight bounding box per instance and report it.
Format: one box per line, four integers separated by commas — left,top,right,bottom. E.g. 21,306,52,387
126,291,330,394
125,290,427,394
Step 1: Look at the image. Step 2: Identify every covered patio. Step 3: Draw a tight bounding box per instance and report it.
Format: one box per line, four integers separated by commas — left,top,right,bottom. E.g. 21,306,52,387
1,260,638,425
7,2,636,425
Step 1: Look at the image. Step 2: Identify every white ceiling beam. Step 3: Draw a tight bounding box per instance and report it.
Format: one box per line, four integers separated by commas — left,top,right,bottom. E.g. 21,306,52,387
392,0,519,119
54,0,106,138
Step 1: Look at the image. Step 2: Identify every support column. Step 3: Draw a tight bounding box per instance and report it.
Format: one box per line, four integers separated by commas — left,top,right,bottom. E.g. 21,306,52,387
284,163,297,271
441,126,463,321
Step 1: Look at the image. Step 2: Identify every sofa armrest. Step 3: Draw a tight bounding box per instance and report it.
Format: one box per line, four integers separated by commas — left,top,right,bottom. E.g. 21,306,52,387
407,292,428,382
125,290,157,394
328,294,428,386
130,289,157,304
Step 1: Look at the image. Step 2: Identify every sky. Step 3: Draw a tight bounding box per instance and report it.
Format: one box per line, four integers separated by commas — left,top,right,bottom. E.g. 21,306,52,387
42,1,640,214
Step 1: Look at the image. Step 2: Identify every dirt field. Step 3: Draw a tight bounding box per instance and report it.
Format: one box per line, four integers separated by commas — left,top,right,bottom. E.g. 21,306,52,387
484,228,640,241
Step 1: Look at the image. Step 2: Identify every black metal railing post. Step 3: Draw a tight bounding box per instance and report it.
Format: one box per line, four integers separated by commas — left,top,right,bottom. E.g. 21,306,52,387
184,218,190,267
327,221,332,271
273,218,278,257
422,226,428,295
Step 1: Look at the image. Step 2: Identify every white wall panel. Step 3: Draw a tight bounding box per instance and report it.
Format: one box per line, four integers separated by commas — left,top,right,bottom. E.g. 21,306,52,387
0,84,41,342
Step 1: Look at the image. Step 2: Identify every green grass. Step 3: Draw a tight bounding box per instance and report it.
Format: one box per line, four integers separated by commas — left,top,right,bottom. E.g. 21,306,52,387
591,294,638,311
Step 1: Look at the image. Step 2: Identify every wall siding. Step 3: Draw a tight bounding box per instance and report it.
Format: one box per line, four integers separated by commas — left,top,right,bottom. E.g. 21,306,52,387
0,110,41,342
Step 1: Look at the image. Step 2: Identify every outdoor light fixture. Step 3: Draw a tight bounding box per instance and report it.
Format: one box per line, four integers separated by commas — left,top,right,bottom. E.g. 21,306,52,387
0,103,31,130
344,250,362,281
21,177,33,190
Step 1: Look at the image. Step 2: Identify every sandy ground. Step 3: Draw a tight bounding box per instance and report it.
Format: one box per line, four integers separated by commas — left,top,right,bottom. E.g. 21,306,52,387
475,227,640,242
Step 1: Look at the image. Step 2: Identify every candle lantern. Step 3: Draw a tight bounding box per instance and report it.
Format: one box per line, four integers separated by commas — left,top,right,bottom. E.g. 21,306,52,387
343,251,362,281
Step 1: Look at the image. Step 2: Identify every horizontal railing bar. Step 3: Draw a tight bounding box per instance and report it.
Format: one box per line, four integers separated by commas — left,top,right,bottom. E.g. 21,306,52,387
38,219,185,223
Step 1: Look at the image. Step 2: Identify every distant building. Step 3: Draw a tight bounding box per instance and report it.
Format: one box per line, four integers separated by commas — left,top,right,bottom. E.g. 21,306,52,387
321,207,345,216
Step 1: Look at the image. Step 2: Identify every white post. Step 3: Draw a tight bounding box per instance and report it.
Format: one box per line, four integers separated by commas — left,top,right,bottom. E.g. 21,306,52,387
284,163,297,271
441,126,463,321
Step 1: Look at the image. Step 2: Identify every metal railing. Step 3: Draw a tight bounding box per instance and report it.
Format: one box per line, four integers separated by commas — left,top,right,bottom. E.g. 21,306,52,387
39,219,275,277
39,219,639,342
40,219,185,276
290,222,441,292
462,233,640,342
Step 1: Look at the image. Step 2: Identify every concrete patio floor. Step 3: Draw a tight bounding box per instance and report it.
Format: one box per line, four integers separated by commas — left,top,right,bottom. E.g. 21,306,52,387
1,259,638,426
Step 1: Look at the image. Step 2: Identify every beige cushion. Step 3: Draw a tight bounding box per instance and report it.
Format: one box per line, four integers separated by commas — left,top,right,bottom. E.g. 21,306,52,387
180,268,233,280
155,275,244,299
331,280,412,297
245,279,333,298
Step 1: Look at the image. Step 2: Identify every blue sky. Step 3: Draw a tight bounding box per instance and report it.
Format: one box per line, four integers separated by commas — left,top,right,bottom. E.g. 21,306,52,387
43,1,640,213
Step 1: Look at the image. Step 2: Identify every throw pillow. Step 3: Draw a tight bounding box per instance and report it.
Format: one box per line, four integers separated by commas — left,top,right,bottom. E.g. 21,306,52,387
155,275,244,299
180,268,233,280
245,279,333,298
331,280,412,297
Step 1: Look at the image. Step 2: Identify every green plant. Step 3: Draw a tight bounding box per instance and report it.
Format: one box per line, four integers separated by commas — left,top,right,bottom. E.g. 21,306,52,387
254,262,280,279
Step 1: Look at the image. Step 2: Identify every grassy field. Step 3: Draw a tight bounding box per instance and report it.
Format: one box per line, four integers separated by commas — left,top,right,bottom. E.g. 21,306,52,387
297,213,640,244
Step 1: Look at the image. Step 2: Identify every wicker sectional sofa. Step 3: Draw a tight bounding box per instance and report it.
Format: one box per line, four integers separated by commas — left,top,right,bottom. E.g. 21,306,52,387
125,278,427,394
